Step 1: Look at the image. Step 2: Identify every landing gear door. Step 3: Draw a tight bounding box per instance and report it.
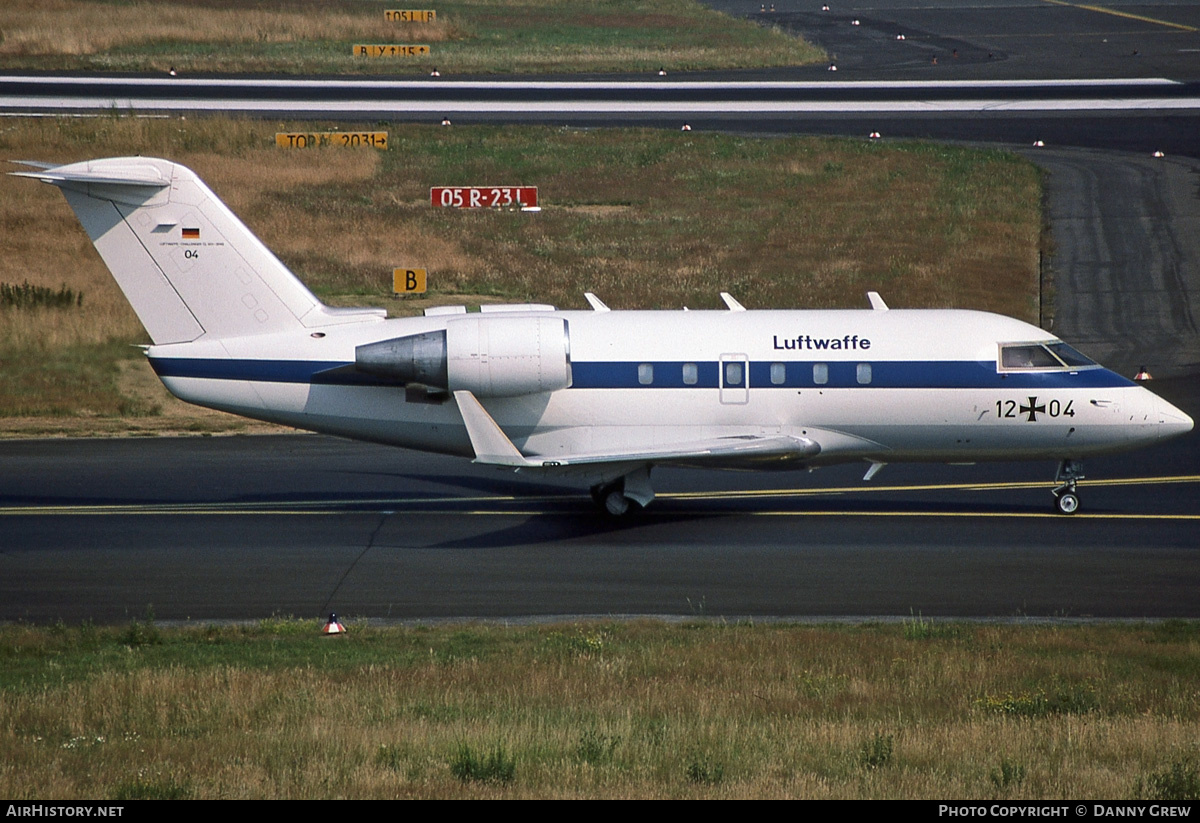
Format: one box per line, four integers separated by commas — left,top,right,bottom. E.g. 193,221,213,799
719,353,749,405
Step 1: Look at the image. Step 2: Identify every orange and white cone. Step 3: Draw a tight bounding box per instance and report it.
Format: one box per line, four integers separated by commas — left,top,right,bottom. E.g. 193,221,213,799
322,613,345,634
1134,366,1153,381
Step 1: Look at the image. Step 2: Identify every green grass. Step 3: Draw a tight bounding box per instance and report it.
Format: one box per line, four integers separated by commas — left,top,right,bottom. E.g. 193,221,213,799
449,743,517,785
0,341,158,418
1,282,83,310
1135,757,1200,801
2,620,1200,798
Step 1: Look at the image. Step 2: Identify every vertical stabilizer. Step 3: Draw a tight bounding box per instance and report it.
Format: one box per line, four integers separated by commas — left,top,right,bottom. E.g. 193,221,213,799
12,157,352,344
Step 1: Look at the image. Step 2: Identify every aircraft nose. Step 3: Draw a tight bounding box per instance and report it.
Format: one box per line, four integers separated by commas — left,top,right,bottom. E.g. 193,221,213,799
1154,396,1194,440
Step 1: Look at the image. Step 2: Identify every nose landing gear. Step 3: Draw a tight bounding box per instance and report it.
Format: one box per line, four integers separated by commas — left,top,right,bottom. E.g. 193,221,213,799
1052,459,1084,515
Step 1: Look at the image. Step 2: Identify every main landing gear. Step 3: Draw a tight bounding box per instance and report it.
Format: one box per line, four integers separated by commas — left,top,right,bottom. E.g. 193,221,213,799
591,482,636,516
590,466,655,517
1051,459,1084,515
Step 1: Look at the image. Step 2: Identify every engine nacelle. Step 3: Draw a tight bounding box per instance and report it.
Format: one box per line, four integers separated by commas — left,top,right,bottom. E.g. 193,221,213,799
446,315,572,397
356,315,571,397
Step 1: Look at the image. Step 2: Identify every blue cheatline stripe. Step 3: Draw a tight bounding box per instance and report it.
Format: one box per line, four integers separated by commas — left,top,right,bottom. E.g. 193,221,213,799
573,361,1134,390
149,358,396,386
148,357,1136,390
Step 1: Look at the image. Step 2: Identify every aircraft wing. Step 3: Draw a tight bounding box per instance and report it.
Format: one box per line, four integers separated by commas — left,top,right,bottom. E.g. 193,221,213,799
454,390,821,469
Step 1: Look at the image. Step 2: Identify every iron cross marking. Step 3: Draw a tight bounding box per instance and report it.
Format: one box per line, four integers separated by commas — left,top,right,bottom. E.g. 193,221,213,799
1019,396,1046,422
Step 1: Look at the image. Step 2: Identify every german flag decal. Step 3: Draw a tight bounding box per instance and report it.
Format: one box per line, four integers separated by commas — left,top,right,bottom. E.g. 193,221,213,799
182,227,200,239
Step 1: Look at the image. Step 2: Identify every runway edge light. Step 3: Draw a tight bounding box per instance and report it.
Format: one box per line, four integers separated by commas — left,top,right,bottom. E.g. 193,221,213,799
323,613,346,635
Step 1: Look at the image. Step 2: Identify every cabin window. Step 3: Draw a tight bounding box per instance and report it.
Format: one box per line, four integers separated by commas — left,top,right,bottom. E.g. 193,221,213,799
724,361,744,386
770,362,786,385
857,363,872,384
682,363,698,385
999,342,1099,372
813,363,828,385
638,363,654,385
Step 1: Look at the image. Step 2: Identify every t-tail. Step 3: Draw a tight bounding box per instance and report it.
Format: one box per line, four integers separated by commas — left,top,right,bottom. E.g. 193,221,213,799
11,157,383,343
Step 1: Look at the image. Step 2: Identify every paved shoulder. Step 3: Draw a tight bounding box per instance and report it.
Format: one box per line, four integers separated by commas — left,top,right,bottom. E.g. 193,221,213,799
1028,149,1200,377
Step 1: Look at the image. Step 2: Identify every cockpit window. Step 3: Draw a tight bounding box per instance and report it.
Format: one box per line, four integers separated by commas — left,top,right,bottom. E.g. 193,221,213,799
1045,342,1096,368
999,341,1099,372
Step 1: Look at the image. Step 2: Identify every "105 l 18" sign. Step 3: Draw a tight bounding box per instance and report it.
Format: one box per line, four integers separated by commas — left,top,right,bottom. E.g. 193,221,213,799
431,186,538,209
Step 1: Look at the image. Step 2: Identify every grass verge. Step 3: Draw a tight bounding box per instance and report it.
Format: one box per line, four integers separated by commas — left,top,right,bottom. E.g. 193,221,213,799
0,0,824,75
2,619,1199,798
0,115,1041,435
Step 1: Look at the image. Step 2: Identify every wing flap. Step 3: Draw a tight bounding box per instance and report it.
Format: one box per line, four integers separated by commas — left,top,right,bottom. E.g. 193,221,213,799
551,434,821,467
454,390,821,468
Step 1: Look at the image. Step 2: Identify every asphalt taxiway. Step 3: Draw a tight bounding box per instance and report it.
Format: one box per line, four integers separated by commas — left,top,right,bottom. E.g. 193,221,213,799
1,378,1196,623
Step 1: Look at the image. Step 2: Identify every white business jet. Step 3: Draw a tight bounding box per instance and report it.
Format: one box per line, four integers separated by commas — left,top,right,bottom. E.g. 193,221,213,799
14,157,1193,515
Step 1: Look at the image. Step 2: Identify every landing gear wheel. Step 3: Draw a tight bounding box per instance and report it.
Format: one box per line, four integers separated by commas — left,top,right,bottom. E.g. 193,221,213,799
590,469,653,517
1054,491,1080,515
1052,459,1084,516
604,489,632,517
591,481,640,517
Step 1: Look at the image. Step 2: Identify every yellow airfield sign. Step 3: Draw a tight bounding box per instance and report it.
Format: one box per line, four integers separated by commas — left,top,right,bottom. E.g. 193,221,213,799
354,44,430,58
385,10,436,22
394,268,428,294
275,132,388,149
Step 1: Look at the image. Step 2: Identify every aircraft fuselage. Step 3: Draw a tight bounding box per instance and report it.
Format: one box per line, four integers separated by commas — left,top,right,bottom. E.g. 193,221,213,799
149,307,1189,469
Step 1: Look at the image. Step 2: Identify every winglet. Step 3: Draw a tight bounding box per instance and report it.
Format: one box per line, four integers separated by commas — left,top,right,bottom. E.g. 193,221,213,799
720,292,746,311
453,390,539,467
867,291,889,311
584,292,610,312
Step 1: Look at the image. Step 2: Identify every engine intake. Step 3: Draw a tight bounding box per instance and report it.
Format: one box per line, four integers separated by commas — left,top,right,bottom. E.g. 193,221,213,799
356,315,571,397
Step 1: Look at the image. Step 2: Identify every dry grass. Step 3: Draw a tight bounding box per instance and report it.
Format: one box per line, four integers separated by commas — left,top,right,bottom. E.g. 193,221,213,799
1,620,1198,798
0,116,1040,432
0,0,451,57
0,0,823,74
0,120,381,339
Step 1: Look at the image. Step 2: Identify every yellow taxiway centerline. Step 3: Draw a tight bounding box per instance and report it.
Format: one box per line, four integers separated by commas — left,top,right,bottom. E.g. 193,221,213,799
5,507,1199,521
662,474,1200,500
1042,0,1198,32
2,474,1199,518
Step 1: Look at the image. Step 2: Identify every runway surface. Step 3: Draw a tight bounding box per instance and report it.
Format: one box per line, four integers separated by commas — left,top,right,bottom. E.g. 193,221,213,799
1028,149,1200,378
3,76,1198,158
715,0,1200,81
4,2,1199,155
2,1,1198,623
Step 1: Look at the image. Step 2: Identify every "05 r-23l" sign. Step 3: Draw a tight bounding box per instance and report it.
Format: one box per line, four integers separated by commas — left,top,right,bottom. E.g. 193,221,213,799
431,186,538,209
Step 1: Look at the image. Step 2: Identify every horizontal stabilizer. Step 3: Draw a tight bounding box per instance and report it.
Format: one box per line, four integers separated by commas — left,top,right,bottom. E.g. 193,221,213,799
11,164,171,188
11,160,61,171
